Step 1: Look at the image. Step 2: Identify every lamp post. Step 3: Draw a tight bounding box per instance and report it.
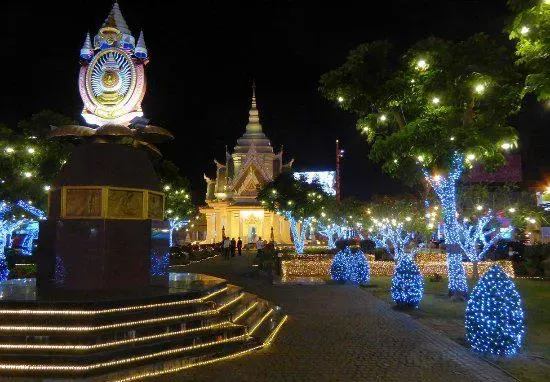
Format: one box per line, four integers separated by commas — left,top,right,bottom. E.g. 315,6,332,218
336,139,344,203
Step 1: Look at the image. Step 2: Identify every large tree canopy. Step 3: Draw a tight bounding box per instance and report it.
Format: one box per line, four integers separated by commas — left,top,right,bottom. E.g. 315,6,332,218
458,183,548,229
258,172,329,220
364,194,432,238
508,0,550,101
154,159,195,221
320,34,524,181
258,172,329,253
0,110,75,210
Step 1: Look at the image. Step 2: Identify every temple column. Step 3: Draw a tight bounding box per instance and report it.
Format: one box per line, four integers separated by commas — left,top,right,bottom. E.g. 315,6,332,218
202,210,215,244
263,211,271,240
230,210,240,240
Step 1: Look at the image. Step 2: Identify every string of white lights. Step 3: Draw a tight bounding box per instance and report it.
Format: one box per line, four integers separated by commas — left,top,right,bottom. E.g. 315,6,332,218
0,294,243,333
233,302,258,323
112,315,288,382
0,315,289,373
0,322,236,351
0,286,228,316
248,309,274,335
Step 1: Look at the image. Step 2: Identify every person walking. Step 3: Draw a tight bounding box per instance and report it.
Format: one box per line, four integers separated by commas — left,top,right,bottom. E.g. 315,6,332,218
222,237,231,260
237,237,243,256
230,238,236,257
256,236,264,257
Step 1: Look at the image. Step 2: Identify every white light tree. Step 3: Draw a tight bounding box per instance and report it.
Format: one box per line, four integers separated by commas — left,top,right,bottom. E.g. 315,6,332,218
317,222,348,249
316,197,365,248
458,210,501,280
0,202,27,282
258,173,328,254
167,218,186,247
370,219,425,263
365,195,431,263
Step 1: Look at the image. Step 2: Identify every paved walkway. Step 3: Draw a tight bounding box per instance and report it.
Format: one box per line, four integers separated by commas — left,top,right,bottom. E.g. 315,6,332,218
158,255,513,382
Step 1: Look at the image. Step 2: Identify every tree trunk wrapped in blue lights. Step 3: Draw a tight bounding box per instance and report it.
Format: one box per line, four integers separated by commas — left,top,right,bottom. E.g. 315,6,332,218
284,212,311,254
391,257,424,308
330,246,370,285
423,153,468,297
465,265,525,356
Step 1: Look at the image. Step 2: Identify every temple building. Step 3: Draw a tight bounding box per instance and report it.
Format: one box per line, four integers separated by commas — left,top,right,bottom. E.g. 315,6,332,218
200,86,293,244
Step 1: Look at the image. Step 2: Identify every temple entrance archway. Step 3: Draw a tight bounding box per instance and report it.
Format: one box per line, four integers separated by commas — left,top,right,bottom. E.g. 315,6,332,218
242,212,262,244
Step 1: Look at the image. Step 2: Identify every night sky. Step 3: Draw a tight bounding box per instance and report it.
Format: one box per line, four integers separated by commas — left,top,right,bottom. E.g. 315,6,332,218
3,0,550,204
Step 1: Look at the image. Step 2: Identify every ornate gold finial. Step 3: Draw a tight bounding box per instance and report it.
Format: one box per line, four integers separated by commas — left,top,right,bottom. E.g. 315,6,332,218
251,79,257,108
246,80,261,133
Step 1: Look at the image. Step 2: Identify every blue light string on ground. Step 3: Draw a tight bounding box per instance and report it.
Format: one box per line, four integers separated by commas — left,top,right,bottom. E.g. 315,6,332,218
465,265,525,356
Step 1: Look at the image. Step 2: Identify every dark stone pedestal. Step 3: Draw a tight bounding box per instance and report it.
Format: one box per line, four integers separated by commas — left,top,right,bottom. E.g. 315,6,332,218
37,219,169,292
37,142,169,292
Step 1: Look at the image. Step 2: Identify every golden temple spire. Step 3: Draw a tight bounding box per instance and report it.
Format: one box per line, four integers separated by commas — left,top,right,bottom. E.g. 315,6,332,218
246,80,262,133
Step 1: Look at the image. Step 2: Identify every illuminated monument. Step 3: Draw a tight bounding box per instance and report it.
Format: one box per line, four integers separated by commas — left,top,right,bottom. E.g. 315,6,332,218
79,2,148,126
201,85,293,244
39,1,173,291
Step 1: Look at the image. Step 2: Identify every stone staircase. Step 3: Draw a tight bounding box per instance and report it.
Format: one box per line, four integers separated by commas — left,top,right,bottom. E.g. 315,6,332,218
0,276,287,381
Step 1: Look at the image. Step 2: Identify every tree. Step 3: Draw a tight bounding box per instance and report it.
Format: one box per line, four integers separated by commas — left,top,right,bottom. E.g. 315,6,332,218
458,211,501,280
154,160,195,246
458,183,548,234
258,173,328,254
0,111,75,211
0,202,27,282
364,195,431,262
465,265,525,355
508,0,550,101
317,197,365,248
320,35,523,296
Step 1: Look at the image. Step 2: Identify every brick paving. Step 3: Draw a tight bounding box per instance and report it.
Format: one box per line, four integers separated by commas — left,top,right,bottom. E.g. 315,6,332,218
158,255,514,382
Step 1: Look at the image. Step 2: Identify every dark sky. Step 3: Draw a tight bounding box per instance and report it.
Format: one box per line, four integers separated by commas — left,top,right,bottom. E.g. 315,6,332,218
2,0,550,203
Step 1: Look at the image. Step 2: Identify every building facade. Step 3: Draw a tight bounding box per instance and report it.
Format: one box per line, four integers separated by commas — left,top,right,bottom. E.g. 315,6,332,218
200,87,293,244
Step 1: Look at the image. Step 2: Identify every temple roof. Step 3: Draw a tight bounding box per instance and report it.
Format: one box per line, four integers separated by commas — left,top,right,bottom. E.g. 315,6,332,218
102,2,132,35
234,84,273,154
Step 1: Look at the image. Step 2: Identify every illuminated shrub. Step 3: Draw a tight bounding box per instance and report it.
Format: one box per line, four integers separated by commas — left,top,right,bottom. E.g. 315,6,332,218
465,265,525,355
391,257,424,308
330,247,370,285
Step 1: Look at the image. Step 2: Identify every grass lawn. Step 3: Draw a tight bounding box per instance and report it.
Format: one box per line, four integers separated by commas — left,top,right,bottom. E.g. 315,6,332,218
365,276,550,382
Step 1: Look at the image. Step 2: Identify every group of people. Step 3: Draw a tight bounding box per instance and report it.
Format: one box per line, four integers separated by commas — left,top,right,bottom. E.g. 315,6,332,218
222,237,243,259
221,236,269,259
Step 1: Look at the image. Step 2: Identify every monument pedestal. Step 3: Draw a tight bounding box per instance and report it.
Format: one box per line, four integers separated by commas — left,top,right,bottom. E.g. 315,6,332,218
38,219,169,291
37,142,169,292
